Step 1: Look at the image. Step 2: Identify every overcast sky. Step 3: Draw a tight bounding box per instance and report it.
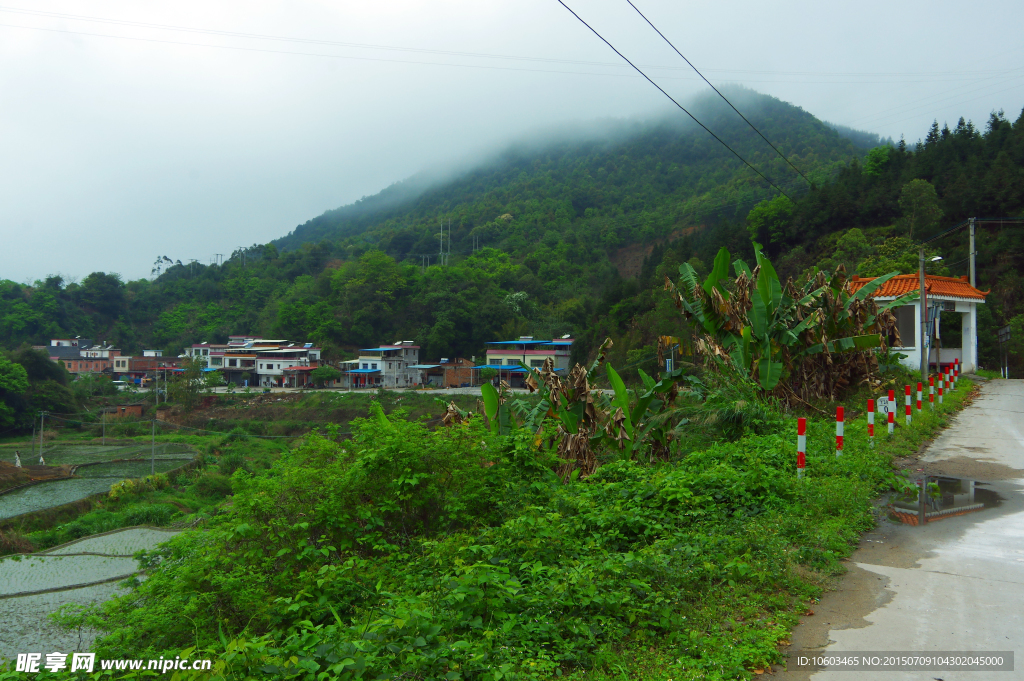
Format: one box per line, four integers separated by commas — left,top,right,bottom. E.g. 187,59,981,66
2,0,1023,285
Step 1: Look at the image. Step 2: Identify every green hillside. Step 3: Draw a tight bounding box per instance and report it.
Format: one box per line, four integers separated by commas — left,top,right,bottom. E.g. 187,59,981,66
2,89,1023,399
0,89,859,358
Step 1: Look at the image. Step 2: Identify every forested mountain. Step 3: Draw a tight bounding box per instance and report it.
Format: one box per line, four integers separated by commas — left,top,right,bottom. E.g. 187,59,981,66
2,87,1023,376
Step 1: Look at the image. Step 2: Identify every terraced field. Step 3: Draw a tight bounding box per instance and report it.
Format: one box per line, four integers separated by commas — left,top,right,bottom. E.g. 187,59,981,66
0,478,119,520
0,554,138,596
0,527,180,662
0,581,124,660
0,443,195,520
44,528,179,556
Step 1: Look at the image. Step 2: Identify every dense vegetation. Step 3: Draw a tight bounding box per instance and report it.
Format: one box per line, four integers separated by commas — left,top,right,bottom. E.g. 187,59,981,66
0,89,867,366
3,366,971,680
2,88,1023,403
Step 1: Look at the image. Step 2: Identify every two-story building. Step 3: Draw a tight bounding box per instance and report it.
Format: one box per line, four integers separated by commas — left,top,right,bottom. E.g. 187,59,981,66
340,341,421,389
477,336,574,386
40,339,124,375
187,338,325,387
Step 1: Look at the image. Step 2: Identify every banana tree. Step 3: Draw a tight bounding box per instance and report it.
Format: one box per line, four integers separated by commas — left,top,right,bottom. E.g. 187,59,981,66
668,242,917,401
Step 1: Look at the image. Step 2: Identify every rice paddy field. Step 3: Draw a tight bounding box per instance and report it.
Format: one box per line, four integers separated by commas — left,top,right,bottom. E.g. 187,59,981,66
0,478,122,520
0,528,180,662
0,581,124,661
43,528,179,556
0,554,138,596
0,442,195,520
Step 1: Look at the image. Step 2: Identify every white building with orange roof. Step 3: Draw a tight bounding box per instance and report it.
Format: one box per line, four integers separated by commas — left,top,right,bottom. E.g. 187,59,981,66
848,274,987,373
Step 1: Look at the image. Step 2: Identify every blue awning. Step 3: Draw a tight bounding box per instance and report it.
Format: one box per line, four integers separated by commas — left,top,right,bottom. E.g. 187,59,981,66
475,364,528,372
346,368,381,374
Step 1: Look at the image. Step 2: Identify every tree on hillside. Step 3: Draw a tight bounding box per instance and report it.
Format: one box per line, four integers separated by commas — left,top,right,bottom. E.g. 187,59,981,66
75,272,126,320
746,196,794,251
898,179,943,240
0,356,29,429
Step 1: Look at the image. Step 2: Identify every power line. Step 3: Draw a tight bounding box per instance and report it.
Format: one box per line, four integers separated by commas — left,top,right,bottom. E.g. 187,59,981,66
553,0,791,200
5,5,1021,82
624,0,812,186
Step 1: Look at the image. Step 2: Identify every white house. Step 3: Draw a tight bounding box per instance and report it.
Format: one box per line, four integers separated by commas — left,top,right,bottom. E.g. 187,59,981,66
848,274,987,373
340,341,421,389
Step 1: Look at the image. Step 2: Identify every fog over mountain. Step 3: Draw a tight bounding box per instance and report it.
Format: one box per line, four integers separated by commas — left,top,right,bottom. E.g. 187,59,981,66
1,0,1022,283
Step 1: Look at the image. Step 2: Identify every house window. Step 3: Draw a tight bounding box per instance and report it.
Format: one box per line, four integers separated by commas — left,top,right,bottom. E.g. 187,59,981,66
371,363,378,370
388,362,392,370
229,359,237,367
530,359,544,367
894,307,916,347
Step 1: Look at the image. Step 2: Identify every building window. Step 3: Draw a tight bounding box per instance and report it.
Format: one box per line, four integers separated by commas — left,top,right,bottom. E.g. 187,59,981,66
894,307,916,347
362,363,368,370
530,359,544,367
229,359,237,367
371,363,378,370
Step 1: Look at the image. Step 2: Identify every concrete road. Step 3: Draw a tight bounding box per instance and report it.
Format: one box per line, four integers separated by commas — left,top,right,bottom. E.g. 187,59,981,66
778,379,1024,681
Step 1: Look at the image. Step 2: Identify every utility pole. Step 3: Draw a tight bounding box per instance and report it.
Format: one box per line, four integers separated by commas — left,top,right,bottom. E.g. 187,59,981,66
969,217,976,287
39,411,45,460
151,419,156,476
102,409,106,446
919,247,928,384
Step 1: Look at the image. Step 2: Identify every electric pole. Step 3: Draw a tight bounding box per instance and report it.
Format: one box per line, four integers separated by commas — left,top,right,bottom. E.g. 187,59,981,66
919,247,928,384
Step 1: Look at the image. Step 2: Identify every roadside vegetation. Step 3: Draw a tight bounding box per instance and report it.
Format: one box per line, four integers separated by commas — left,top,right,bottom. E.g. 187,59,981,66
0,244,982,680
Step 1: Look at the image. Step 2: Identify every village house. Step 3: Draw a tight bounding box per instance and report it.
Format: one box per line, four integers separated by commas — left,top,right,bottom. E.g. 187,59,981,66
477,336,574,387
339,341,420,389
425,357,477,388
848,274,986,373
188,338,324,388
37,338,124,375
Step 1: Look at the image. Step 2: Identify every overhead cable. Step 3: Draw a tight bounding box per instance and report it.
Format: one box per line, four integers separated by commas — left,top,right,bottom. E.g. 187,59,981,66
553,0,791,199
625,0,811,186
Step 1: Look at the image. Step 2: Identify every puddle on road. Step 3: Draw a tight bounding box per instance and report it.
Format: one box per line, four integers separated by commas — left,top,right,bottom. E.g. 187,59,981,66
889,476,1001,525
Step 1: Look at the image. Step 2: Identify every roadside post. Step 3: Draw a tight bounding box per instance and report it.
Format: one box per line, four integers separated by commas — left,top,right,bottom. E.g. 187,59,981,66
905,385,912,426
887,389,895,435
797,417,806,479
938,373,945,404
916,382,923,412
867,399,875,447
929,376,935,409
835,406,844,457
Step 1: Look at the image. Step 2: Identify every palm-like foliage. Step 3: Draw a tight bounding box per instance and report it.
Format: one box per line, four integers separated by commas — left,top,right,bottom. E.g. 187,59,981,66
665,243,917,402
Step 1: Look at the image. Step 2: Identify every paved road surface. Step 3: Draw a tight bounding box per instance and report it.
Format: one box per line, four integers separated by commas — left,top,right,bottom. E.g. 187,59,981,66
778,378,1024,680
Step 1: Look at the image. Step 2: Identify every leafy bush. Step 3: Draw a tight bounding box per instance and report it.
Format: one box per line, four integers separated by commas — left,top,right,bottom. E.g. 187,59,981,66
191,472,232,499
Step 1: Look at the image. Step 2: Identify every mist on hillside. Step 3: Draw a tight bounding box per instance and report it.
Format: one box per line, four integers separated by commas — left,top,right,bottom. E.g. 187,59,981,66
275,86,878,252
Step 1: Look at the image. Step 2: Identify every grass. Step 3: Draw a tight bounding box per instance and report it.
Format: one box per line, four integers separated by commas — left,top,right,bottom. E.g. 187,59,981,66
0,378,979,679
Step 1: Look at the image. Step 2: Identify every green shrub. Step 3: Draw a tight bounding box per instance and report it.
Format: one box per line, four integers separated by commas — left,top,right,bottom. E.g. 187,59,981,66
122,504,178,526
191,471,232,499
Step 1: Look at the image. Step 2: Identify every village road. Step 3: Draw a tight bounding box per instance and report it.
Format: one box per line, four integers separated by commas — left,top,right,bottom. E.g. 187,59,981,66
778,378,1024,681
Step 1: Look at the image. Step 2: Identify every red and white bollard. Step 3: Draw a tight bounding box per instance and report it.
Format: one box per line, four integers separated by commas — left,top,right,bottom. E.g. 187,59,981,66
836,406,844,457
905,385,912,425
888,389,896,434
797,417,807,479
954,358,960,389
929,376,935,410
938,373,945,404
916,382,923,411
867,399,875,448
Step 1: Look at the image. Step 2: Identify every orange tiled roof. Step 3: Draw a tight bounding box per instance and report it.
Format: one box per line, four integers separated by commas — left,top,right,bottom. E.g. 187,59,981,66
848,274,987,301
